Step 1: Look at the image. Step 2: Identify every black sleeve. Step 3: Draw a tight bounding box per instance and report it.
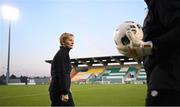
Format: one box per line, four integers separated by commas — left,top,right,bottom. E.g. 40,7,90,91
151,0,180,54
56,53,69,95
152,20,180,52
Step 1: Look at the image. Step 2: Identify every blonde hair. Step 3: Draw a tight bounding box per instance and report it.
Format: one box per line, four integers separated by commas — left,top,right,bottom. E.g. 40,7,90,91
59,32,74,45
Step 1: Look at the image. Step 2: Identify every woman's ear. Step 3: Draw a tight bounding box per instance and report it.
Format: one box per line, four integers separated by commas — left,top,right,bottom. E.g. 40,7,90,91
61,41,65,45
62,40,67,46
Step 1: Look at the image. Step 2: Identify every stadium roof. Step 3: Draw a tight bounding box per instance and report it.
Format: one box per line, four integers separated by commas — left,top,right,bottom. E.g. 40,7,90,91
45,55,141,68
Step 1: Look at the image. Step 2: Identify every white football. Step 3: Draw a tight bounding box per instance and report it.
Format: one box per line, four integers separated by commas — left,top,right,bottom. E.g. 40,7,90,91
114,21,143,50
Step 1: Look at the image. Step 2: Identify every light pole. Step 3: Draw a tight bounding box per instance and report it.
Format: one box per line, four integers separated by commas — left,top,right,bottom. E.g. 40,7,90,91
2,5,19,85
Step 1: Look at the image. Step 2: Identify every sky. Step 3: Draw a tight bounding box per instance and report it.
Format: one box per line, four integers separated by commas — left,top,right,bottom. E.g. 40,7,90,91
0,0,147,77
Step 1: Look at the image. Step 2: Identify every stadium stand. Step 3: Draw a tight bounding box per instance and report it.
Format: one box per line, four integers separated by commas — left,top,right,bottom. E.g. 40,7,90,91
100,67,125,84
137,68,147,80
45,55,146,84
71,67,104,83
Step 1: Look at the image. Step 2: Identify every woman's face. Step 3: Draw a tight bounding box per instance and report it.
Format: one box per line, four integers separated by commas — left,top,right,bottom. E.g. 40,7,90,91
64,36,74,49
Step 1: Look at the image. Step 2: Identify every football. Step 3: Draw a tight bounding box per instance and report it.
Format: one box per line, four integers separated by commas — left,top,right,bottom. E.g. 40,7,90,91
114,21,143,50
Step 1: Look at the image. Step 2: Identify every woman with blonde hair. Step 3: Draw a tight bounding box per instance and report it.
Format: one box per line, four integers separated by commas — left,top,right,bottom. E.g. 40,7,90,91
49,32,75,106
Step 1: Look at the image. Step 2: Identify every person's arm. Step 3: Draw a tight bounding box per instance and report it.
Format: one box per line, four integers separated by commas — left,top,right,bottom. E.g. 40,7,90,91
117,0,180,59
152,1,180,54
56,53,70,102
56,53,69,95
151,21,180,55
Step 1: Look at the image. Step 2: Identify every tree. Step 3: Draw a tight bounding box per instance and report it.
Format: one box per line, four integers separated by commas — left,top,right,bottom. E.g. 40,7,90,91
10,74,17,79
0,74,6,84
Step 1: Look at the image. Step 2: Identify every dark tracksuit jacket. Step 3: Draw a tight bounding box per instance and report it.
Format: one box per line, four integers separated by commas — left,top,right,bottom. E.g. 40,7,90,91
143,0,180,91
49,46,72,94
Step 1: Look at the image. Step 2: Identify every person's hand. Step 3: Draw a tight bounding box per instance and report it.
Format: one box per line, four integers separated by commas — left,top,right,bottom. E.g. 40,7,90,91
61,94,69,102
117,41,153,60
126,30,144,48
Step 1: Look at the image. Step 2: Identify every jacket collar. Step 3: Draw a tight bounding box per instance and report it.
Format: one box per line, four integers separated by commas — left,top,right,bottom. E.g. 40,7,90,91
60,46,71,53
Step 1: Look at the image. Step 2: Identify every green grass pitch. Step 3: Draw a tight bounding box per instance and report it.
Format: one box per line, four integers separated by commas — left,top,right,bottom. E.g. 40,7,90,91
0,84,147,106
